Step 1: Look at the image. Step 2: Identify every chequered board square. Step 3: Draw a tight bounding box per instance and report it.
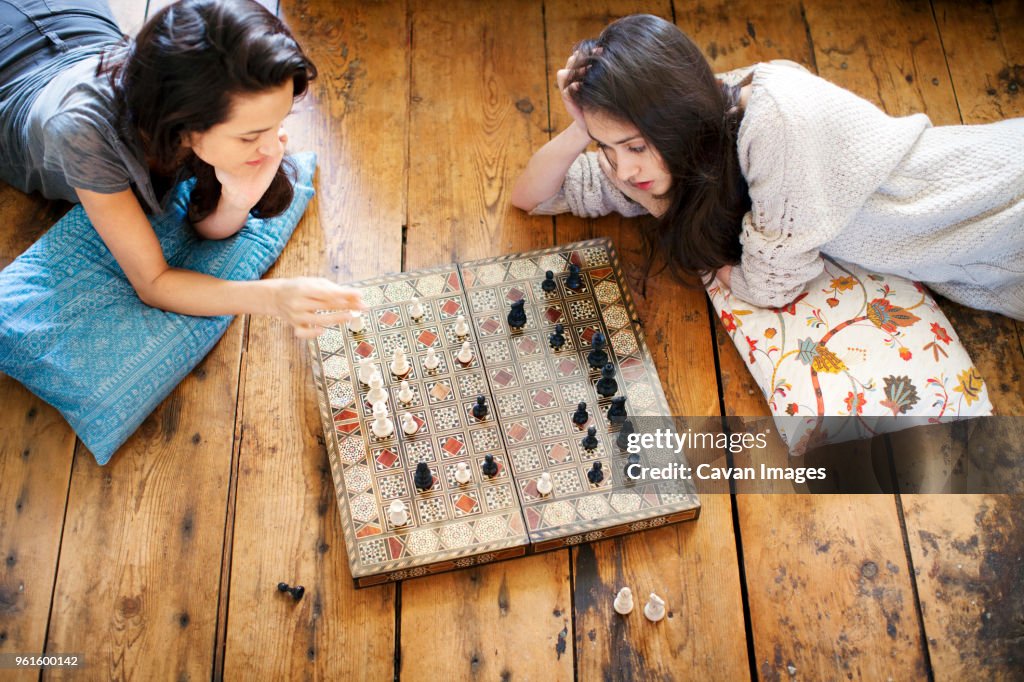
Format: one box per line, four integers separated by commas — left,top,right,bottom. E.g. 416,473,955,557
496,391,526,417
476,314,504,337
417,350,450,376
500,285,528,303
416,496,449,524
403,440,435,465
469,288,498,313
443,462,475,488
438,435,467,459
541,303,565,326
351,339,378,360
503,419,533,445
431,405,461,431
372,447,401,471
392,383,423,407
510,446,541,472
424,379,455,403
449,491,481,518
442,323,473,347
481,339,512,364
582,246,610,267
545,441,573,465
529,387,556,410
488,366,519,389
569,298,598,322
437,296,464,319
414,327,442,350
406,300,436,324
513,334,543,357
377,473,408,500
553,468,583,495
456,371,487,399
520,359,550,384
470,426,502,453
559,381,589,405
483,483,515,511
375,306,402,330
536,413,566,438
553,355,582,378
378,332,410,357
358,539,387,565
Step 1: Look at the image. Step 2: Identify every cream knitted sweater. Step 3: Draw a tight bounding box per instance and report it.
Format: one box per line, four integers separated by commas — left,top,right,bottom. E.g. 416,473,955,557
535,63,1024,320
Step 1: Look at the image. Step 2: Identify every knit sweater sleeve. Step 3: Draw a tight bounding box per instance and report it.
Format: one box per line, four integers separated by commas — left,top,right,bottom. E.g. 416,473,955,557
530,152,650,218
728,64,931,308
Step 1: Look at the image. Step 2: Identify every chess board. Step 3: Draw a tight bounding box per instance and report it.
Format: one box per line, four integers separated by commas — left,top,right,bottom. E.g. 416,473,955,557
309,239,700,587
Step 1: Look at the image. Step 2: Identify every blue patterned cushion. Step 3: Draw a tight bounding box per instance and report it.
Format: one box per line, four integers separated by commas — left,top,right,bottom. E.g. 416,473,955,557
0,152,317,464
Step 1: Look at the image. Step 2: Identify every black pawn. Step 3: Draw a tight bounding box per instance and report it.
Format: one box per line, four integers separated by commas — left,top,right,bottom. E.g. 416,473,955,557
627,453,641,466
541,270,557,293
481,454,499,477
277,582,305,601
581,425,599,451
549,323,566,350
616,420,635,450
587,331,608,369
565,264,582,290
507,299,527,329
595,362,618,398
607,395,628,424
587,461,604,484
571,401,589,426
472,394,489,419
414,462,433,491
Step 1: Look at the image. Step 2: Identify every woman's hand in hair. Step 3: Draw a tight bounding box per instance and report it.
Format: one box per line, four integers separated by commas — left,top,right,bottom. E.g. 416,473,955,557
269,277,367,339
557,51,592,131
597,149,668,217
215,126,289,213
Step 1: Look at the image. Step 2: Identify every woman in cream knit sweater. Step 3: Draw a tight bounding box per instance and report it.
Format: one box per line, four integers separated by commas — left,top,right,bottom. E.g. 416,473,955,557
511,14,1024,320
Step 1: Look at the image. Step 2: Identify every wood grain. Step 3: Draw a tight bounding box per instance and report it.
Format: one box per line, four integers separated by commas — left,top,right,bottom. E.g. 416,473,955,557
400,1,575,679
223,0,406,679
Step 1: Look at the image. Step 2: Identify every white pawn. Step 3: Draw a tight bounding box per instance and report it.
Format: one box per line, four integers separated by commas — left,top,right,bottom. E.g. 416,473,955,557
347,311,365,333
409,297,425,320
614,587,634,615
423,346,440,371
388,499,408,527
390,348,410,377
401,413,419,436
454,461,472,485
371,402,394,438
397,380,414,405
357,357,375,385
536,472,553,496
366,372,387,404
644,593,666,622
454,314,470,337
456,341,473,364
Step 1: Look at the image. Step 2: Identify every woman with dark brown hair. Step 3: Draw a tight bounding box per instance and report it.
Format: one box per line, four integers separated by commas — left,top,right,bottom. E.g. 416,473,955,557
0,0,362,335
512,14,1024,320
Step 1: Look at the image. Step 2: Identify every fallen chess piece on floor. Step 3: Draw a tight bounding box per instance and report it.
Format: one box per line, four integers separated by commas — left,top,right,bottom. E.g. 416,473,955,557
614,587,633,615
644,593,666,622
277,582,305,602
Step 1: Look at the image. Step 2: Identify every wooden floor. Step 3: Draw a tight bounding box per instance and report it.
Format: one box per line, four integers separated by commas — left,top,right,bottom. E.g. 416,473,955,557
2,0,1023,679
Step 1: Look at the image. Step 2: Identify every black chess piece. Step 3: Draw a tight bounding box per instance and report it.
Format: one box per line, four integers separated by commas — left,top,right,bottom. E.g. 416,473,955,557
481,454,499,477
507,299,527,329
581,425,599,451
587,461,604,484
541,270,557,293
616,420,635,450
571,401,589,426
565,264,582,290
587,331,608,369
549,323,566,350
595,362,618,397
414,461,433,491
277,582,305,601
472,394,489,419
607,395,628,424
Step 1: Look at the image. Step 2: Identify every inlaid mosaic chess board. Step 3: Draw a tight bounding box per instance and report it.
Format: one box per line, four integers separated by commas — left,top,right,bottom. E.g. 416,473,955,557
309,239,700,587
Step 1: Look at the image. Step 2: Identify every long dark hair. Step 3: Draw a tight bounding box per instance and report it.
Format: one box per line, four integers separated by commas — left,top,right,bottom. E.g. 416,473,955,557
100,0,317,221
569,15,749,284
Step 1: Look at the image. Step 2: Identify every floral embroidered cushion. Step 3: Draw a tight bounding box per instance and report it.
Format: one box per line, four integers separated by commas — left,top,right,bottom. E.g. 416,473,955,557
707,257,993,455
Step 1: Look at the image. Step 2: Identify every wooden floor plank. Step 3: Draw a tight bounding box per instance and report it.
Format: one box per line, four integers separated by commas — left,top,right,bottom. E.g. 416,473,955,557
540,3,749,678
223,1,406,679
399,2,576,679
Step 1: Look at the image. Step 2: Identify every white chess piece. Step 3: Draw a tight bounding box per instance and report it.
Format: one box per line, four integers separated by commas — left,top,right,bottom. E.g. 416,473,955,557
456,341,473,364
347,311,365,333
397,380,414,405
388,500,408,527
366,372,387,404
423,346,440,371
409,297,425,320
454,314,470,337
371,401,394,438
536,472,553,496
401,413,419,436
390,348,410,377
613,587,634,615
454,462,472,485
357,357,375,385
643,593,666,622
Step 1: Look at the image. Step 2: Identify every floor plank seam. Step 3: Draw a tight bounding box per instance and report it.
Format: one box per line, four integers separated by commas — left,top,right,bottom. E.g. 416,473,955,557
39,445,78,665
927,0,964,124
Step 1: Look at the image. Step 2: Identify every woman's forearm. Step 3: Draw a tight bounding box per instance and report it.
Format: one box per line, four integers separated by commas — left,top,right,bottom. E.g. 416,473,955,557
139,268,279,316
511,122,591,211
